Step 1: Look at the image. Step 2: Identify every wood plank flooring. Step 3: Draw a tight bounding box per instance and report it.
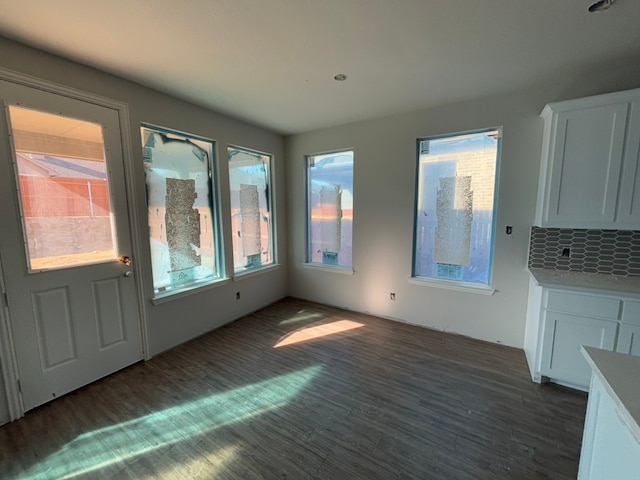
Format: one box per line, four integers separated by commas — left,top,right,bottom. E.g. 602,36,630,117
0,298,587,479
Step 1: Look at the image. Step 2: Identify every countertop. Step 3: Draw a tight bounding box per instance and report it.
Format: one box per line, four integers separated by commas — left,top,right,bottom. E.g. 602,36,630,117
581,346,640,444
528,268,640,296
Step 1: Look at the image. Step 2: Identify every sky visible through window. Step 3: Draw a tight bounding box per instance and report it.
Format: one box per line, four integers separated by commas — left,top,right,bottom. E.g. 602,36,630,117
307,150,354,267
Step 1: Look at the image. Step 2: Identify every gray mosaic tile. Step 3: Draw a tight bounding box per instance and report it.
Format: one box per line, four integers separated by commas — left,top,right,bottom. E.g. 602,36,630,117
529,226,640,277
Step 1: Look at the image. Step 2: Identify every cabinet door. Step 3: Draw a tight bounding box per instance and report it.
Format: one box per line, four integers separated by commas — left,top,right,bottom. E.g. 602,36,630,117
617,100,640,226
545,103,628,227
541,312,618,388
616,324,640,357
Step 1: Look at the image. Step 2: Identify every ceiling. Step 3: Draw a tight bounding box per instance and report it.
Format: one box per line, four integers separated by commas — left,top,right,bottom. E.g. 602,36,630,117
0,0,639,135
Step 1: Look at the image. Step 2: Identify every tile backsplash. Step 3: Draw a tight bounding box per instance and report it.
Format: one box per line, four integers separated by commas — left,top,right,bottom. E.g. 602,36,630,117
528,227,640,277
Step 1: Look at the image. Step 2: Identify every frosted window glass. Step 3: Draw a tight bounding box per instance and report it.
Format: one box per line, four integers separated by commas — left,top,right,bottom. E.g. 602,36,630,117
307,150,354,267
142,126,220,294
228,146,274,273
413,129,500,286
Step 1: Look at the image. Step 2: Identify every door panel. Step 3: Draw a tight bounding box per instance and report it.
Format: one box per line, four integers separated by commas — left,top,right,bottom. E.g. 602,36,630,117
33,287,77,370
92,277,127,349
0,80,142,411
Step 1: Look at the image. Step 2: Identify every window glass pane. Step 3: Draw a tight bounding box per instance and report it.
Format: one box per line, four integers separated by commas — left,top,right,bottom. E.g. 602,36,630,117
228,146,274,273
141,125,221,294
8,105,117,271
307,150,354,267
413,129,500,286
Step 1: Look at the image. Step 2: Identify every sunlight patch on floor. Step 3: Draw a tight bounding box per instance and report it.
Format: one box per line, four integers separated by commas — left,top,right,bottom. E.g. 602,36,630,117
156,445,239,478
19,365,322,480
274,320,364,348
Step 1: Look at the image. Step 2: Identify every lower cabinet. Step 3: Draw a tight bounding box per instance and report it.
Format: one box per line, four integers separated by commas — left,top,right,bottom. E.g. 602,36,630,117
540,313,617,388
617,324,640,356
525,284,640,391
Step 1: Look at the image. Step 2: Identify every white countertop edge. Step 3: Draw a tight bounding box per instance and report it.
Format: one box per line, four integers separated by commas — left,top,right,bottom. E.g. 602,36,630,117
581,346,640,444
528,268,640,297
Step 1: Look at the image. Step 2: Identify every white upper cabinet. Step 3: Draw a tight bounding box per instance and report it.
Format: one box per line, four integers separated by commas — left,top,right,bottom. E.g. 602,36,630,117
617,101,640,225
536,89,640,229
547,103,627,225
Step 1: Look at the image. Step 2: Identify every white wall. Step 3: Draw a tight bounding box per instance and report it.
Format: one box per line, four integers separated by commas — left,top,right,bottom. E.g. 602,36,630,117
0,36,287,361
284,66,640,348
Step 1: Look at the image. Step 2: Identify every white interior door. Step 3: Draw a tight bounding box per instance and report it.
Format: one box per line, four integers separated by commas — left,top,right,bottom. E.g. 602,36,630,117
0,80,143,412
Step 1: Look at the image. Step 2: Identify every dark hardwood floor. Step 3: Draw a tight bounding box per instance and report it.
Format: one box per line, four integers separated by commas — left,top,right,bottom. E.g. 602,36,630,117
0,298,587,479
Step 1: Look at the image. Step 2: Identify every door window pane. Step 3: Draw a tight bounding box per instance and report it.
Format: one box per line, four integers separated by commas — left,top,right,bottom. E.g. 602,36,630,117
306,150,354,267
141,125,221,295
413,129,501,286
8,106,116,271
228,146,274,273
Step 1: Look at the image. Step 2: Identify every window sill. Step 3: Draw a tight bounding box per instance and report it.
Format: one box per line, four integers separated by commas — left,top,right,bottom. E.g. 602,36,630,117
151,277,230,305
408,277,495,296
302,263,354,275
233,264,280,281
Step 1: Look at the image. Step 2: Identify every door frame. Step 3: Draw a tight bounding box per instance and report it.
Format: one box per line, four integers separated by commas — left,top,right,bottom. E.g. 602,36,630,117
0,68,150,421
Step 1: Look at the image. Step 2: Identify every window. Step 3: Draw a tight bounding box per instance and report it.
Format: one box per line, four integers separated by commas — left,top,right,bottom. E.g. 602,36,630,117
141,125,223,296
8,106,117,271
413,128,501,287
306,150,354,268
227,145,275,273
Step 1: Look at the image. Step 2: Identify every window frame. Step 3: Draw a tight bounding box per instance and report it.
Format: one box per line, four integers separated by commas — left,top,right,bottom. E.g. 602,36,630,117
305,148,355,271
411,127,502,292
141,123,226,299
227,144,277,276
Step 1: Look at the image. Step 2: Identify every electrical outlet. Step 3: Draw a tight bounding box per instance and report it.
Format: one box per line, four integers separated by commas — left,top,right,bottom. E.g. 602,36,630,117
390,292,396,300
235,292,241,300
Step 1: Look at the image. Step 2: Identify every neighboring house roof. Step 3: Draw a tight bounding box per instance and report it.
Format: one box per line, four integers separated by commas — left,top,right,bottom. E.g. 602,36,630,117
16,153,106,180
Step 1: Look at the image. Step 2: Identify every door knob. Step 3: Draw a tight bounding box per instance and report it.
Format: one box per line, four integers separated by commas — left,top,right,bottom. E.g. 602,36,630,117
124,271,133,277
119,256,132,266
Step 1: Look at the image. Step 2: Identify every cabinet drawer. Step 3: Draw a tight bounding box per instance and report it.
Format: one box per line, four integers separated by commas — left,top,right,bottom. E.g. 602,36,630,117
622,300,640,326
546,291,621,320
